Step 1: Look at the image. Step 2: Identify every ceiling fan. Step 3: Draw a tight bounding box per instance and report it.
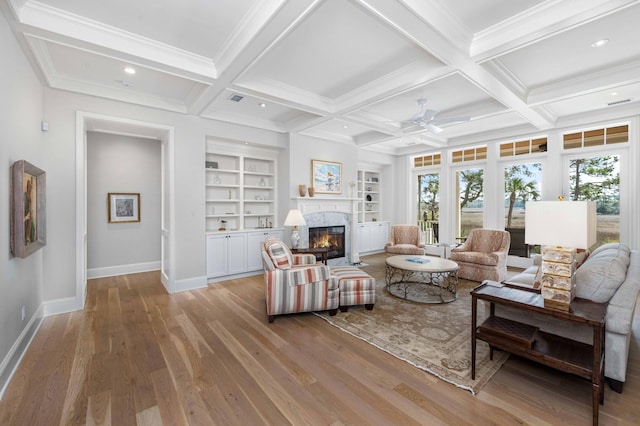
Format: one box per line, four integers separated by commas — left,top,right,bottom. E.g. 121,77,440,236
398,98,470,134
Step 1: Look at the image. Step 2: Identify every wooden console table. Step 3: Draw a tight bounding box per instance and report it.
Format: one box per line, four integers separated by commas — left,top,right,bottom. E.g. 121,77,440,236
471,282,606,425
291,247,329,265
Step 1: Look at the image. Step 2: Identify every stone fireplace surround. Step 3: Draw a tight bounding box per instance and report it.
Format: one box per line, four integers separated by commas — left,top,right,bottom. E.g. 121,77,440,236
294,197,360,265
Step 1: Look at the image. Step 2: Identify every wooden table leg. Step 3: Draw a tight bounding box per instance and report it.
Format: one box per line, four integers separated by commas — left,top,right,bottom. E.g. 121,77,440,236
471,294,477,380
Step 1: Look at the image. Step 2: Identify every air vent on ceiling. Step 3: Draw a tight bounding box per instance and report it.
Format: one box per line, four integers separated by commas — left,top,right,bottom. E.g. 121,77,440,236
228,94,244,102
608,98,631,106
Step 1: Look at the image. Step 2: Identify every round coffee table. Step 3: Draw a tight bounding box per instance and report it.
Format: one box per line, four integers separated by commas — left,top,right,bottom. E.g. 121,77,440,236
385,255,459,303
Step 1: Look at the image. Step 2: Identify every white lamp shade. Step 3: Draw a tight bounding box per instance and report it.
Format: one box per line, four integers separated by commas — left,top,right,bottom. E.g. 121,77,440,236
284,209,306,227
525,201,596,249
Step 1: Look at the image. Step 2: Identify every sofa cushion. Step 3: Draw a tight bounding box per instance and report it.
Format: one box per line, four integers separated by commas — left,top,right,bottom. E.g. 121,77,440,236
264,238,293,270
450,251,500,266
576,244,630,303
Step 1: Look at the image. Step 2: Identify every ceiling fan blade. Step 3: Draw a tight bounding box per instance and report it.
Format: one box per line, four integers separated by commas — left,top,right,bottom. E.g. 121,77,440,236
426,123,443,134
410,108,438,122
431,115,470,125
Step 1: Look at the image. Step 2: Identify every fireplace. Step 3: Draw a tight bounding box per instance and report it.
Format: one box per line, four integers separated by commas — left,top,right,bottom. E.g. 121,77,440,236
308,226,345,260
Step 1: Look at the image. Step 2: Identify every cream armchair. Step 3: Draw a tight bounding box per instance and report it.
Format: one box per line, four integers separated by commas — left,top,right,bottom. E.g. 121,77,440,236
384,225,426,255
261,238,339,323
450,229,510,282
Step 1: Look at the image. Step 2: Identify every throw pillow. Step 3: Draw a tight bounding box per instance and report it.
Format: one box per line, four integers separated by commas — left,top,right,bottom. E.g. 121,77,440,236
264,238,293,270
575,246,629,302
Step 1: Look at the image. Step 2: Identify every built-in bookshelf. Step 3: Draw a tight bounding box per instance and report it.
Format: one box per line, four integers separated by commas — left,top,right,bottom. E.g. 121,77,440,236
357,169,381,223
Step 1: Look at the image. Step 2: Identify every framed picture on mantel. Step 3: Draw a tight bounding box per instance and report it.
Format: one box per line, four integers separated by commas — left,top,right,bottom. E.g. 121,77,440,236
311,160,342,194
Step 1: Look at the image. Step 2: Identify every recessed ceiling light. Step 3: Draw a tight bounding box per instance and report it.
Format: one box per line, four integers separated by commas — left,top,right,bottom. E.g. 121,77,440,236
123,66,136,75
591,38,609,48
343,125,349,129
611,92,618,96
259,102,266,108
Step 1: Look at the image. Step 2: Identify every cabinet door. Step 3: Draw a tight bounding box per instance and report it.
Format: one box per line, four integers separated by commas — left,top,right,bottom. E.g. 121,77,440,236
206,235,227,278
226,233,248,275
246,230,283,271
371,222,389,251
357,224,371,253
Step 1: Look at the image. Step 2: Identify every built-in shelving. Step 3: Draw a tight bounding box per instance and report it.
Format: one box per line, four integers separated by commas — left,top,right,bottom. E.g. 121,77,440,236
205,142,278,233
357,169,382,223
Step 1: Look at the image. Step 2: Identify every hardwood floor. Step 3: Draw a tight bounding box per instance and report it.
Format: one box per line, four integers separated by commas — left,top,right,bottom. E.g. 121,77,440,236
1,253,639,425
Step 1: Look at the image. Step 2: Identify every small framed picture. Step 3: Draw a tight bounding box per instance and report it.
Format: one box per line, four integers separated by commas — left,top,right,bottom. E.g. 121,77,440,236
311,160,342,194
108,193,140,223
206,161,218,169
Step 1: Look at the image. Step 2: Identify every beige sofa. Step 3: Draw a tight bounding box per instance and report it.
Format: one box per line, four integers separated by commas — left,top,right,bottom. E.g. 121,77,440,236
501,243,640,393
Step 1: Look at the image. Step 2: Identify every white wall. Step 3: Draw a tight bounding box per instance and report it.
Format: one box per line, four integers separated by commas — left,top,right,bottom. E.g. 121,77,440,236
87,132,161,276
40,88,288,303
0,11,45,395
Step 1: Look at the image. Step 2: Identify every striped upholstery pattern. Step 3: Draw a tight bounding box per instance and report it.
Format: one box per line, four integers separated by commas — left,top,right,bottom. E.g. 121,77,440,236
292,253,317,265
264,271,338,317
331,266,376,309
261,239,339,321
264,238,293,269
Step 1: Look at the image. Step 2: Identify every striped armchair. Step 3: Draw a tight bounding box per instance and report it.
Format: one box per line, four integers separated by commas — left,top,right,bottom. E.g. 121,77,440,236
261,238,339,323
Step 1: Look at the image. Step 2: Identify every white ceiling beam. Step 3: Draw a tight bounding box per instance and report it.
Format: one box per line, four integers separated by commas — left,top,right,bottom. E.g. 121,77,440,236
527,60,640,105
187,0,321,115
16,0,218,78
471,0,640,63
361,0,556,130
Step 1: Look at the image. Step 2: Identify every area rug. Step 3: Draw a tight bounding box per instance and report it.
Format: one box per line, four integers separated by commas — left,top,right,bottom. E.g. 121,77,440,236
315,256,508,394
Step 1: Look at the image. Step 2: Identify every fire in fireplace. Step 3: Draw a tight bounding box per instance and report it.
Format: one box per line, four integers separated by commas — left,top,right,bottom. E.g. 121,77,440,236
308,226,345,260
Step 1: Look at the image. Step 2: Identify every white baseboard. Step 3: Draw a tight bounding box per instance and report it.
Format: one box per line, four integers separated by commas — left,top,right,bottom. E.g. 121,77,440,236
43,296,84,316
207,270,261,284
170,276,208,293
87,261,161,279
0,304,45,399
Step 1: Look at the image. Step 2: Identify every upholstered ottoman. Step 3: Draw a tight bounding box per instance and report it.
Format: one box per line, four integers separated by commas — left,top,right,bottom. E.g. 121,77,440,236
331,266,375,312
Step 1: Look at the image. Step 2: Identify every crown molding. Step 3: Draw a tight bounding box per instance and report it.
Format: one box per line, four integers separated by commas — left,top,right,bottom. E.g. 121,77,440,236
17,0,218,78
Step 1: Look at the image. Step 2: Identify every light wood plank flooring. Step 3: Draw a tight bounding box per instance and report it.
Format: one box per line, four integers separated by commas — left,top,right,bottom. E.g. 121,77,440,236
1,254,638,425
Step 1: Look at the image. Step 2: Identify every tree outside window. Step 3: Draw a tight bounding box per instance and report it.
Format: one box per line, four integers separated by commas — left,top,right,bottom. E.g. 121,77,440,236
569,155,620,245
418,173,439,243
457,168,483,238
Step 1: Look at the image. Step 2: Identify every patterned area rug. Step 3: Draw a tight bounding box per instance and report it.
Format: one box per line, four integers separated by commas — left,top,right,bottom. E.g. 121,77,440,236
315,255,508,394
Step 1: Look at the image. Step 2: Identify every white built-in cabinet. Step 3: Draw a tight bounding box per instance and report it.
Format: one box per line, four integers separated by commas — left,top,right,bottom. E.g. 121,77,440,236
206,233,247,278
246,229,284,271
206,141,281,280
357,221,390,254
357,169,382,223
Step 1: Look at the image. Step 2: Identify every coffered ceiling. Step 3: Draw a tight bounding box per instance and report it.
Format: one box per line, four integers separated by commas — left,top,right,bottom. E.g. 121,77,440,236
4,0,640,154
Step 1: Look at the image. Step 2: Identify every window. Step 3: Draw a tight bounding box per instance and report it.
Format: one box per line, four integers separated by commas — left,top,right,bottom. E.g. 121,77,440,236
504,163,542,229
417,173,439,243
569,155,620,245
456,168,483,238
500,138,547,157
451,146,486,163
413,153,441,167
564,124,628,149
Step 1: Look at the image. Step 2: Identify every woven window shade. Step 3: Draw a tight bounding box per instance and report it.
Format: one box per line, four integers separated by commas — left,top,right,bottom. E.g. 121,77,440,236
515,140,530,155
607,125,628,144
584,129,604,147
476,147,487,160
532,138,547,152
563,132,582,149
499,142,514,157
452,150,463,163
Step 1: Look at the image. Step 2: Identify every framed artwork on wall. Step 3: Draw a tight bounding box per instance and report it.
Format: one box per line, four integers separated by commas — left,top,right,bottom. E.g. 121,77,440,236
311,160,342,194
11,160,47,258
108,193,141,223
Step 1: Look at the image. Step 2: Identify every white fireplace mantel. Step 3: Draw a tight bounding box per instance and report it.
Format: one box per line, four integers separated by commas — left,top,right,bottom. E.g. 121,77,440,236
293,197,360,264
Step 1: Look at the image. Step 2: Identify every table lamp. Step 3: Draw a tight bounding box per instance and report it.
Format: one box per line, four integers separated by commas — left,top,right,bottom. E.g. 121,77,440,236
525,200,596,310
284,209,306,249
